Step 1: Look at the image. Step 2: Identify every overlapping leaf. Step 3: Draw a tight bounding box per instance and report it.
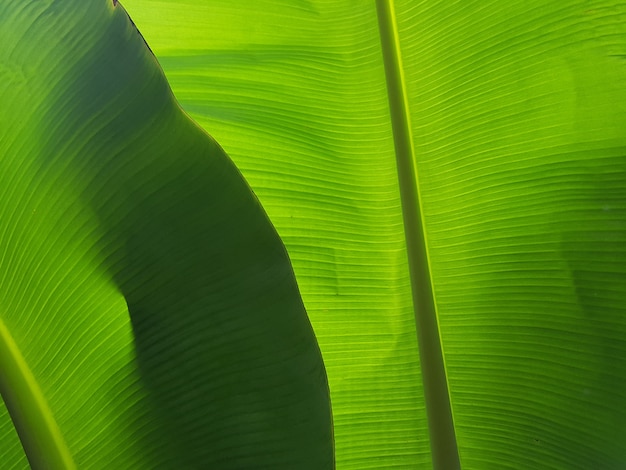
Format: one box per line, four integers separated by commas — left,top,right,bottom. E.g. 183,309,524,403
0,1,332,468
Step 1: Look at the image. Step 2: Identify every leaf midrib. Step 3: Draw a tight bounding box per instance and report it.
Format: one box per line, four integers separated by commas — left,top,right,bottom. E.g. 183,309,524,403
374,1,460,468
0,318,75,470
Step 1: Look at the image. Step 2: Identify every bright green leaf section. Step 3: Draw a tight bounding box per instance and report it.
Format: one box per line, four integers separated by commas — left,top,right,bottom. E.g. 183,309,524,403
395,1,626,468
121,1,432,468
122,0,626,469
0,1,332,468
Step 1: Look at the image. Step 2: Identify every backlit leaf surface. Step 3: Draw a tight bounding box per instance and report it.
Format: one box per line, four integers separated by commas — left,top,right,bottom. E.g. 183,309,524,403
123,1,626,468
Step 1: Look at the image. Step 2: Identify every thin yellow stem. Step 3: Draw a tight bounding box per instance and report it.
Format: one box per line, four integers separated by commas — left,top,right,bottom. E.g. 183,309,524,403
0,318,75,469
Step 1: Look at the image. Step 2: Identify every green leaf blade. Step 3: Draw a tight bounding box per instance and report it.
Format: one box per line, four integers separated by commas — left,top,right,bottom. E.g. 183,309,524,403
122,1,435,466
124,0,626,468
1,1,333,468
5,0,626,468
395,0,626,467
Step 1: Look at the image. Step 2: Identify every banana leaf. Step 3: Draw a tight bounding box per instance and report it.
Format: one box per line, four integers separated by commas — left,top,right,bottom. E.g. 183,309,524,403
0,1,332,468
2,0,626,469
120,0,626,468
